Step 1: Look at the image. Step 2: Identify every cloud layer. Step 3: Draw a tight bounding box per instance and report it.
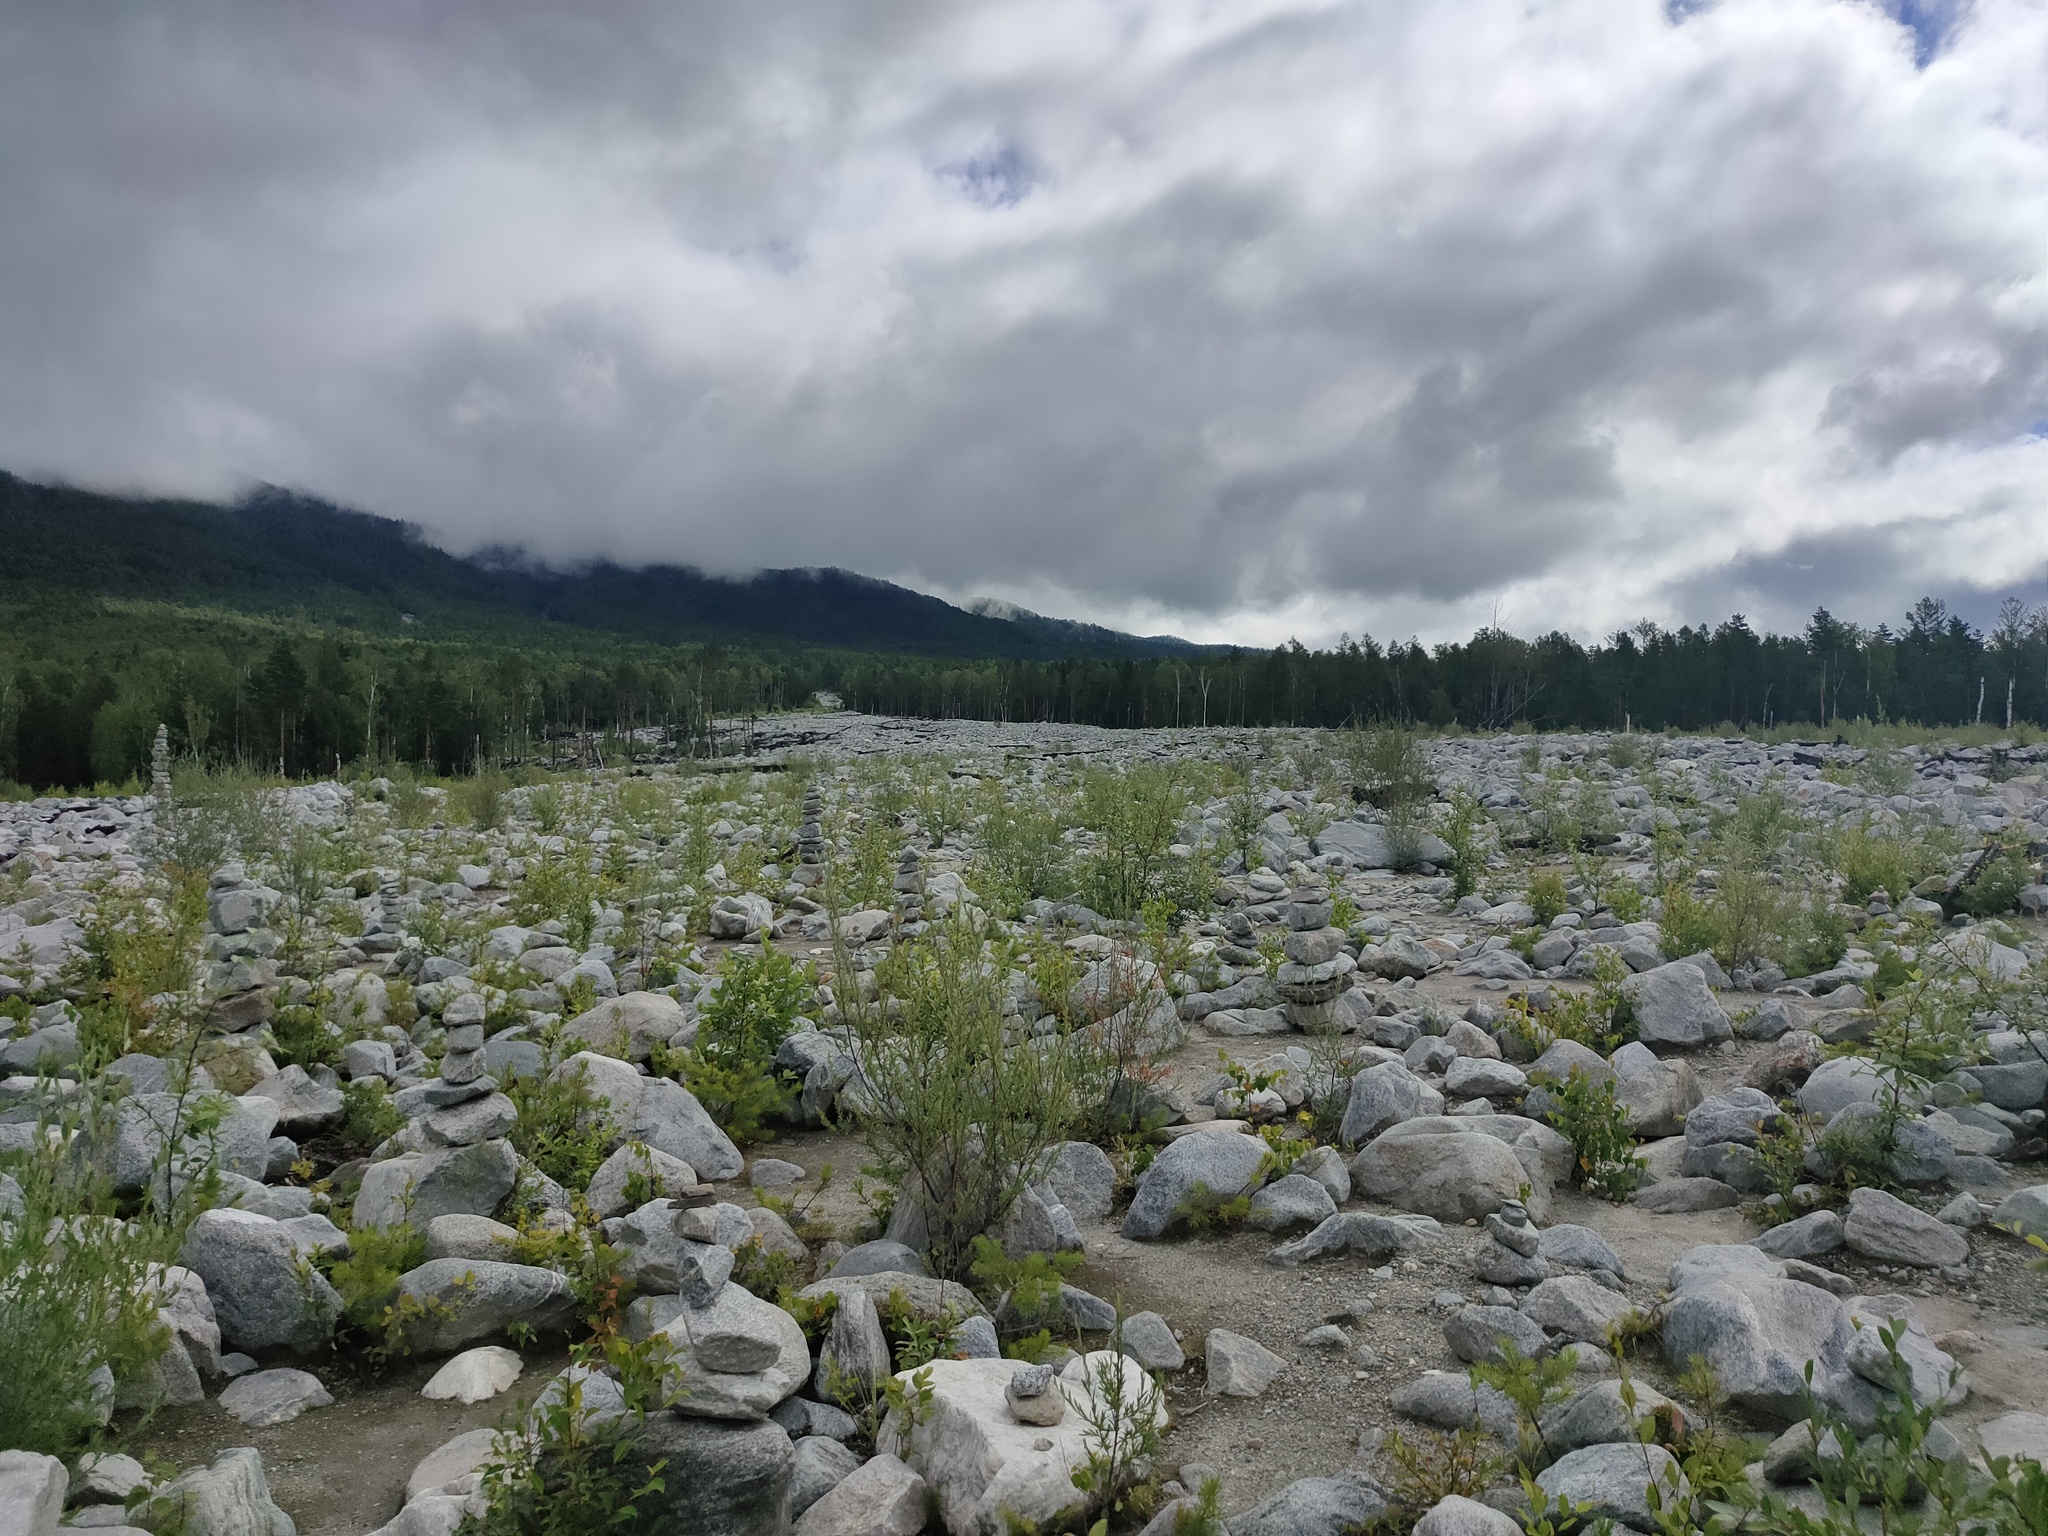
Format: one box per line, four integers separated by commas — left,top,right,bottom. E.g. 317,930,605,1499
2,0,2045,646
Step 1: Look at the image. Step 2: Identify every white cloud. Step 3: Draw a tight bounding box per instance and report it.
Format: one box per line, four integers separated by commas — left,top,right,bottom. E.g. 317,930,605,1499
1,0,2044,644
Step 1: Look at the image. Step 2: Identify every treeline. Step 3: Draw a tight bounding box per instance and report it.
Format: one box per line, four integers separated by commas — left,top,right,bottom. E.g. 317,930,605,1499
6,595,2047,789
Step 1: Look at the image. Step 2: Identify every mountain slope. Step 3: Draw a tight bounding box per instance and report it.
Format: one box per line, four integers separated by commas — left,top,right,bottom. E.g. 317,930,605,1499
0,472,1205,659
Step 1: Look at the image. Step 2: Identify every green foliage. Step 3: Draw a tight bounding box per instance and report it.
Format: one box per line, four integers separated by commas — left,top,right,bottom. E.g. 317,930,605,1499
1606,881,1647,924
728,1238,803,1309
1658,882,1722,964
1345,725,1432,812
1378,1425,1505,1516
1067,1339,1167,1533
969,1235,1085,1331
460,1333,677,1536
1171,1478,1228,1536
1168,1181,1253,1233
1783,897,1850,978
338,1078,406,1149
1537,1067,1645,1202
972,778,1074,915
679,947,808,1143
1469,1341,1579,1471
1955,843,2034,917
1078,764,1200,921
1827,815,1948,906
324,1219,432,1364
508,1060,618,1189
0,1110,189,1455
1528,870,1569,928
835,911,1097,1281
515,848,601,949
1441,788,1485,900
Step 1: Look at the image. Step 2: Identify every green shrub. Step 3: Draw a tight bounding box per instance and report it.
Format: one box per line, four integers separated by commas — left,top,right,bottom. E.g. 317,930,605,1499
1954,844,2033,918
508,1060,617,1189
1536,1067,1644,1202
0,1129,184,1454
460,1333,676,1536
1528,870,1569,927
664,948,808,1144
339,1078,406,1150
835,913,1097,1281
1658,882,1721,961
969,1235,1084,1333
324,1220,430,1363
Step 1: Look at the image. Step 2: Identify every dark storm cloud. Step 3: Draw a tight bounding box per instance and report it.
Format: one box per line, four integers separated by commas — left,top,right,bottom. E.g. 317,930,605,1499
1,0,2045,645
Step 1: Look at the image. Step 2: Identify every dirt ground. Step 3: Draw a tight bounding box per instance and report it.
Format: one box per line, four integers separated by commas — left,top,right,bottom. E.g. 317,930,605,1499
120,962,2048,1532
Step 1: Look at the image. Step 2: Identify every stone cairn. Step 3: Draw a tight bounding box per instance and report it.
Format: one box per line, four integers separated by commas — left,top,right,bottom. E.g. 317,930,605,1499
1475,1197,1547,1285
791,783,827,889
893,846,926,931
1276,886,1353,1034
421,992,510,1148
150,723,174,825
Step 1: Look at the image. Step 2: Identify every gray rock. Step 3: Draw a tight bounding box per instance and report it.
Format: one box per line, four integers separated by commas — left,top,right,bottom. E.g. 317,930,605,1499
0,1450,66,1536
1535,1442,1686,1531
792,1451,926,1536
1752,1211,1845,1259
393,1258,575,1353
788,1435,862,1519
772,1398,861,1442
1537,1224,1625,1278
619,1414,794,1536
1978,1411,2048,1465
181,1209,340,1355
560,992,692,1061
1797,1057,1886,1118
1685,1087,1781,1148
1267,1211,1441,1268
1841,1298,1964,1408
352,1140,519,1231
1659,1245,1868,1426
1810,1102,1953,1186
70,1452,151,1507
422,1213,520,1262
80,1091,279,1197
1607,1041,1702,1138
1413,1493,1525,1536
1737,998,1801,1041
813,1289,893,1407
1937,1193,1984,1227
1391,1371,1521,1439
245,1066,345,1133
1248,1173,1338,1232
1118,1311,1186,1371
1446,1057,1527,1100
556,1051,743,1182
137,1448,296,1536
218,1369,333,1428
831,1239,929,1278
1294,1144,1352,1205
1340,1061,1446,1143
1629,1177,1741,1213
1036,1140,1118,1221
797,1271,986,1326
1444,1304,1551,1364
1540,1379,1679,1452
1231,1471,1387,1536
1992,1185,2048,1241
1624,961,1732,1053
658,1282,812,1419
749,1158,806,1189
1843,1187,1968,1268
1349,1121,1547,1223
951,1315,1001,1358
1965,1060,2048,1112
1123,1131,1272,1240
584,1143,699,1218
1206,1329,1287,1396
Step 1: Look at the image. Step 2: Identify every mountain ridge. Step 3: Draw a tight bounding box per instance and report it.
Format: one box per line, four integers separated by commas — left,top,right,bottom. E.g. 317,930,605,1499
0,472,1212,661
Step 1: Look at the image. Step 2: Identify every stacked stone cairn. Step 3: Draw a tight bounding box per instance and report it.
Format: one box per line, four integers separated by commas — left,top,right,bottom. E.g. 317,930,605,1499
150,722,174,818
790,783,827,889
422,993,513,1147
1475,1197,1547,1285
893,846,926,933
1275,886,1353,1034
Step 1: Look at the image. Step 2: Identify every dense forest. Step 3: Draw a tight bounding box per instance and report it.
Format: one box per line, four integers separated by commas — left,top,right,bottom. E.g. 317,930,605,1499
6,589,2046,791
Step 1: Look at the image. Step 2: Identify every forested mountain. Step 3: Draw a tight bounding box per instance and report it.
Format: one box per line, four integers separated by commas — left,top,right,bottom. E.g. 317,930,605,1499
3,471,2046,790
0,474,1201,660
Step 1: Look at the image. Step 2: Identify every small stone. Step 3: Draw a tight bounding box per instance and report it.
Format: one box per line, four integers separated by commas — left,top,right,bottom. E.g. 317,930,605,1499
1206,1329,1287,1396
749,1158,806,1188
1118,1311,1186,1371
1005,1363,1066,1425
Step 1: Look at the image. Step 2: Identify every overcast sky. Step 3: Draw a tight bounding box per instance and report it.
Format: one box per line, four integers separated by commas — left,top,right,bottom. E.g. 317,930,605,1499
3,0,2045,648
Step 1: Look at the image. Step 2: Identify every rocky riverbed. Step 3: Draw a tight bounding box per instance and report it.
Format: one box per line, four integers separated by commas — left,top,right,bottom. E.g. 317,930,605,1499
3,719,2047,1536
